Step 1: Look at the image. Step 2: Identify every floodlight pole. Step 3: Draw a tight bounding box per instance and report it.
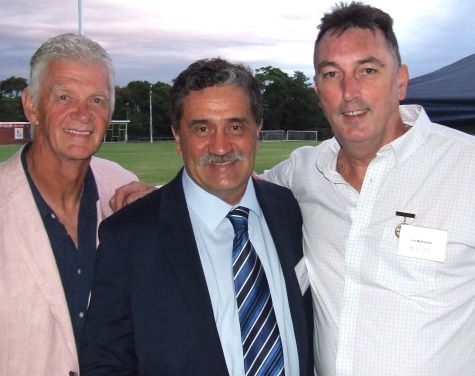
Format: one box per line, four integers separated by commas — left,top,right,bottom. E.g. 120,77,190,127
149,84,153,143
78,0,84,35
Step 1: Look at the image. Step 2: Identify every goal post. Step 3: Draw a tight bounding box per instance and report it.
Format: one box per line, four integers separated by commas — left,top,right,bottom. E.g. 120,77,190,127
286,130,318,141
259,130,286,141
103,120,130,143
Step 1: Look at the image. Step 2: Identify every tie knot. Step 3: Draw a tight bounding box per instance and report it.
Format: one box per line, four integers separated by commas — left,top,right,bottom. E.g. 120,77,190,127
227,206,249,233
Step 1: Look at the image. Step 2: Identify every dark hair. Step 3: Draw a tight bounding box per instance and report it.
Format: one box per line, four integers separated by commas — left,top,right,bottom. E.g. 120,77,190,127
170,58,262,129
314,1,401,72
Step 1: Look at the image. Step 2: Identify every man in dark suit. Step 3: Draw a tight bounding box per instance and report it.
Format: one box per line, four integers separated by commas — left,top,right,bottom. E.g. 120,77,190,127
80,58,312,375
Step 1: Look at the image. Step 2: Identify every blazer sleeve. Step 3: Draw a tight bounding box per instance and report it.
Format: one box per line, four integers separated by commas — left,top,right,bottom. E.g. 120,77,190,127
79,219,137,375
90,156,138,219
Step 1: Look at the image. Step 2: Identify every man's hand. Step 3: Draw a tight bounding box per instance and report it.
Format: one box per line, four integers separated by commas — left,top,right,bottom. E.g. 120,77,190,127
109,181,157,212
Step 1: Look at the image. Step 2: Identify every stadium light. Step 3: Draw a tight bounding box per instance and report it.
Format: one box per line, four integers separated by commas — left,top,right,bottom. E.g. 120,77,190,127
149,84,153,143
78,0,84,35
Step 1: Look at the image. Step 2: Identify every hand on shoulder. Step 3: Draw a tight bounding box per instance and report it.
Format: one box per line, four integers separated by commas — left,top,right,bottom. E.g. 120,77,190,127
109,181,157,212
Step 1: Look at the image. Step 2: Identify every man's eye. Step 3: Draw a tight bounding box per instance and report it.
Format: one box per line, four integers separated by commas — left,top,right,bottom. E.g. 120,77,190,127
322,71,337,79
230,125,244,133
93,97,105,104
59,95,69,100
363,68,377,75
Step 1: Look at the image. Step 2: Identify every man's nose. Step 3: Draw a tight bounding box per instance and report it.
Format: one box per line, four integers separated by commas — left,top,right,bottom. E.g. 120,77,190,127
209,129,232,155
72,101,94,123
342,75,361,102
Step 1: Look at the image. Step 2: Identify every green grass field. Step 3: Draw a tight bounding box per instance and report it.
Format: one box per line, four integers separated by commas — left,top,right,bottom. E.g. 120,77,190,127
0,140,318,185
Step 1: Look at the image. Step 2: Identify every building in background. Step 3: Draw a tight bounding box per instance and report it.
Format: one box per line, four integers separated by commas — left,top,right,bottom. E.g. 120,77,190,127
0,122,31,145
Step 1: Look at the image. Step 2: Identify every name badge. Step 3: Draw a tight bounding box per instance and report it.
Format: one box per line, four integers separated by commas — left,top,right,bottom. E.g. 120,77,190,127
397,225,447,263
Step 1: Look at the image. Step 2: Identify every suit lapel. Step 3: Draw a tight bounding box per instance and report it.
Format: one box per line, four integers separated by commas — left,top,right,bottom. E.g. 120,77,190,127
156,171,229,375
254,179,308,372
254,179,300,282
5,151,77,362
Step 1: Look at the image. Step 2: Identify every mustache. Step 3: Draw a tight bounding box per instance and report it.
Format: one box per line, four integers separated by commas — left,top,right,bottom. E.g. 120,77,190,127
340,101,369,113
198,151,245,166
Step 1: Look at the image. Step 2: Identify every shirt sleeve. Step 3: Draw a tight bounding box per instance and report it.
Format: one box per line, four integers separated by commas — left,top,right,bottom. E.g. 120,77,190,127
259,157,293,189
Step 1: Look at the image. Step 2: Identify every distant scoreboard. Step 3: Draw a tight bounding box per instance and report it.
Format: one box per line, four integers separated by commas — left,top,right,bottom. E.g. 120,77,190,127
0,122,31,145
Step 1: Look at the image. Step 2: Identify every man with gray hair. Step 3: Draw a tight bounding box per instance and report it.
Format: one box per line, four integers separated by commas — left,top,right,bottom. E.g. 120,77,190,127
0,33,137,376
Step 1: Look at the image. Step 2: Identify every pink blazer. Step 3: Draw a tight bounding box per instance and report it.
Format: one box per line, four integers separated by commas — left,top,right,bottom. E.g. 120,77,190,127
0,148,137,376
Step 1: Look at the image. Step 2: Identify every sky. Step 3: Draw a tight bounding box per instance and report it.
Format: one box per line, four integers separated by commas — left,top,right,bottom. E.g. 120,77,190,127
1,0,474,86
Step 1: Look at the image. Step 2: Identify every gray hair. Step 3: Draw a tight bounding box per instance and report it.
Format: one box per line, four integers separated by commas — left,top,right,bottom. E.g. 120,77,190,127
28,33,115,110
170,58,263,129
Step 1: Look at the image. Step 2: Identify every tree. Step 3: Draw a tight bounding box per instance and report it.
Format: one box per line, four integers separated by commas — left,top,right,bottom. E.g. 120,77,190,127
0,77,27,121
255,66,329,135
0,96,26,121
284,71,329,132
255,66,290,130
0,68,334,139
151,81,172,138
0,76,27,97
113,80,172,140
113,81,152,139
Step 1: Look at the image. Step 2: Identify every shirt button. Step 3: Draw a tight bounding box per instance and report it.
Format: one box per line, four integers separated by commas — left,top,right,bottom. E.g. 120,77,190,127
79,312,84,319
50,213,56,219
77,268,82,275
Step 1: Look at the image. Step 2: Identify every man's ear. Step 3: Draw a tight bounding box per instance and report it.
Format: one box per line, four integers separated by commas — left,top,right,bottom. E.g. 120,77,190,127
313,82,319,97
22,88,40,126
255,122,263,149
313,82,323,109
171,126,182,156
398,64,409,101
256,122,263,137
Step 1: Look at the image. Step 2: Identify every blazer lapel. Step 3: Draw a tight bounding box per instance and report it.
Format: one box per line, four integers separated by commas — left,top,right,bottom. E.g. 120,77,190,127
254,179,309,372
156,171,229,375
5,152,77,362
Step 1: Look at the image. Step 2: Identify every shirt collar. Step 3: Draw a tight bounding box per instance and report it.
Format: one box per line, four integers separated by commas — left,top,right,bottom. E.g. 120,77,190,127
21,142,99,219
381,104,429,167
315,138,346,184
81,166,99,218
182,168,261,232
21,142,51,218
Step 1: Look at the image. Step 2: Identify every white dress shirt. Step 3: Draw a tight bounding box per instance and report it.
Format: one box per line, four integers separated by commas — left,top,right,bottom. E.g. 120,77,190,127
182,170,299,376
262,105,475,376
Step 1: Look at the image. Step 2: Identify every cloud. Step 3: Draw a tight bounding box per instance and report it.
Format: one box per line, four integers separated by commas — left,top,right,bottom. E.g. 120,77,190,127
1,0,474,85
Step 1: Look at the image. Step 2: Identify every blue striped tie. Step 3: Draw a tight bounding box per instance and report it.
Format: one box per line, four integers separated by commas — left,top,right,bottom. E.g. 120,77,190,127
227,206,285,376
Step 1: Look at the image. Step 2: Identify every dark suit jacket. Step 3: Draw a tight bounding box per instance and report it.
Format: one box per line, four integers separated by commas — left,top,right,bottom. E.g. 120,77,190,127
80,170,313,375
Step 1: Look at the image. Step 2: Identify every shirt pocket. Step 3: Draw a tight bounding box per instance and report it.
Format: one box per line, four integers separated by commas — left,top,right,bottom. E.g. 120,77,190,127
376,226,440,297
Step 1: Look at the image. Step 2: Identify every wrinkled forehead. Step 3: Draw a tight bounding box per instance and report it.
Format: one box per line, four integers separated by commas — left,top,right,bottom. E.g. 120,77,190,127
42,58,111,90
314,27,397,69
